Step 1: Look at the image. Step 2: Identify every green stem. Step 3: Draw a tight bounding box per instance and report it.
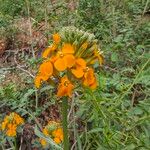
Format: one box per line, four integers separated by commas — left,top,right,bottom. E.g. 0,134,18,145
62,97,69,150
14,137,17,150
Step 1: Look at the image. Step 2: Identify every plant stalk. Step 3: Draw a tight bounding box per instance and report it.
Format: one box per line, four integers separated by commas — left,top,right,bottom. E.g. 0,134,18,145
14,137,17,150
62,97,69,150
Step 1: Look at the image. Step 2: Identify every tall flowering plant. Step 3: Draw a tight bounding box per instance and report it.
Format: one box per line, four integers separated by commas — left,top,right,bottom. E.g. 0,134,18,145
34,27,103,149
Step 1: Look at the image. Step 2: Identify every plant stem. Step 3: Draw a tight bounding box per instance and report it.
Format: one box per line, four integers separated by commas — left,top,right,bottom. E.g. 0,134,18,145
14,137,17,150
62,97,69,150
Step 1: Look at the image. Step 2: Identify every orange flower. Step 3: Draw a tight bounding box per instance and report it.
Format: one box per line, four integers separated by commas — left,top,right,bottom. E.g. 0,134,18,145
71,58,86,78
54,43,75,71
53,137,61,144
42,44,57,58
40,121,63,146
53,33,61,44
35,60,53,88
52,127,63,144
83,68,97,89
6,123,17,137
57,76,74,97
34,75,42,88
52,128,63,138
39,60,53,77
1,113,24,137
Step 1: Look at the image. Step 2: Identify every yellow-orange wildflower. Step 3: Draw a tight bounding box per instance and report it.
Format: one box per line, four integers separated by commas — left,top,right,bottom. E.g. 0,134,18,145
71,58,86,78
1,113,24,137
34,60,53,88
53,137,61,144
39,121,63,147
54,43,75,71
34,75,42,88
83,68,97,89
71,58,97,89
39,60,53,78
57,76,74,97
53,33,61,44
52,128,63,144
52,128,63,138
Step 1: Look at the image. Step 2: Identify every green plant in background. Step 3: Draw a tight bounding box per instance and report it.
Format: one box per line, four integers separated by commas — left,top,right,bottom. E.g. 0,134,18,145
0,0,150,149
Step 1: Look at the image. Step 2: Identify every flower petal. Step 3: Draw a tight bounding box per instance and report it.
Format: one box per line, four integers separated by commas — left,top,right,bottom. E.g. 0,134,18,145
42,47,52,58
39,61,53,77
90,79,97,89
54,137,61,144
76,58,86,69
71,68,84,78
57,76,74,97
83,68,95,85
67,84,74,97
64,54,75,68
34,75,42,88
50,55,58,63
57,86,67,97
54,58,67,71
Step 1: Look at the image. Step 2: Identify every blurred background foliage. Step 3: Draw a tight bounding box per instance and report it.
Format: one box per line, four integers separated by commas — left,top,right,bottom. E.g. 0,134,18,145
0,0,150,149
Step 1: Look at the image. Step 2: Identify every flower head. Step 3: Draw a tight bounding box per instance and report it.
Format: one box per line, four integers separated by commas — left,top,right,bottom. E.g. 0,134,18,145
71,58,86,78
39,121,63,147
1,113,24,137
35,27,104,94
83,68,97,89
34,60,53,88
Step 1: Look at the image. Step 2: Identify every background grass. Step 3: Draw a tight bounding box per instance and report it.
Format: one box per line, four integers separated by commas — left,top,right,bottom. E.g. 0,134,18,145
0,0,150,149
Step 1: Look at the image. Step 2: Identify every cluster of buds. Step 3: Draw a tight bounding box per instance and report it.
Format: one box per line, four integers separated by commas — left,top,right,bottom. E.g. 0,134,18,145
1,112,24,137
35,27,103,97
40,121,63,147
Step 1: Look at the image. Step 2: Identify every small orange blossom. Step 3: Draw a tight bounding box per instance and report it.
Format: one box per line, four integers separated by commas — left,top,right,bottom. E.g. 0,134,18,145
57,76,74,97
54,43,75,71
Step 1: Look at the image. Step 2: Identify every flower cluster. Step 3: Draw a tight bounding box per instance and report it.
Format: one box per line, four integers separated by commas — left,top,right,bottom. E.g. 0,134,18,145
35,27,103,97
1,112,24,137
39,121,63,147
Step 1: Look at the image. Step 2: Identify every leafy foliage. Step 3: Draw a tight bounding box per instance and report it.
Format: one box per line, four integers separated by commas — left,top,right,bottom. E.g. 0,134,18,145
0,0,150,149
